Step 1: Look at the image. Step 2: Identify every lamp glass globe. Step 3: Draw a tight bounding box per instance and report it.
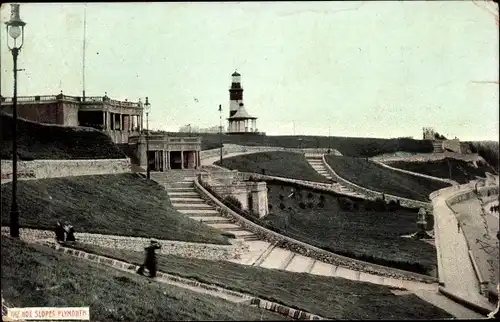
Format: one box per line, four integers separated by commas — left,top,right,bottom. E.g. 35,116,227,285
8,26,21,40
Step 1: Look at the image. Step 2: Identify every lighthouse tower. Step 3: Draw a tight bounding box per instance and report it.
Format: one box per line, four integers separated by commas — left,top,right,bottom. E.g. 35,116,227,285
229,71,243,117
227,71,258,134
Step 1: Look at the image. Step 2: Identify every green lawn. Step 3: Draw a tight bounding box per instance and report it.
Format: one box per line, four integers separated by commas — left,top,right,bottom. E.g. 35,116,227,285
261,181,437,275
388,158,497,184
325,155,451,201
66,242,452,320
1,237,286,321
194,132,434,157
0,173,229,245
215,151,330,183
1,113,125,160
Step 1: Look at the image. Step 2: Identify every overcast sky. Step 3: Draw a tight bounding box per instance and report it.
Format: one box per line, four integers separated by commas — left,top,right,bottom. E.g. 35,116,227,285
1,1,498,140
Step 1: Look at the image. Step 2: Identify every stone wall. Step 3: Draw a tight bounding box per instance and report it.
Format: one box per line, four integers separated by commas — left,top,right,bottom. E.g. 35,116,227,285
321,156,432,210
194,178,438,284
372,159,459,186
371,152,483,163
1,159,131,182
0,227,242,261
200,144,341,160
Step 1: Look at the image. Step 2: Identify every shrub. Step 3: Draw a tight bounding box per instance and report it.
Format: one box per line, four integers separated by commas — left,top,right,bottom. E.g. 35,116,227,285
307,192,314,199
299,202,306,209
223,195,242,210
319,195,325,202
308,202,314,209
279,203,285,210
268,203,273,210
318,202,325,208
338,197,354,211
373,198,387,212
279,194,284,201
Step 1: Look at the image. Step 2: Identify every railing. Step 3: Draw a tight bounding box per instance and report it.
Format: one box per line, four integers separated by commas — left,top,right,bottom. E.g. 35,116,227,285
1,94,141,108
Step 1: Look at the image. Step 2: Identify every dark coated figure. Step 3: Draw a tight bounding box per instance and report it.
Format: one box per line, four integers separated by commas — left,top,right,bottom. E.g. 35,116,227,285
54,221,65,243
137,240,162,278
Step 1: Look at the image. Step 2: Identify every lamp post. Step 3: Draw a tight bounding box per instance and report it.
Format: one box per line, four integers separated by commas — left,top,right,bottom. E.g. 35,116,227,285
5,4,26,238
219,104,223,165
144,97,151,179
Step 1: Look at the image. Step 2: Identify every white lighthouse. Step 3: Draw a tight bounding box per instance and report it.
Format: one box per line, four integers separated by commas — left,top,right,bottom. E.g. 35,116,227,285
227,71,258,134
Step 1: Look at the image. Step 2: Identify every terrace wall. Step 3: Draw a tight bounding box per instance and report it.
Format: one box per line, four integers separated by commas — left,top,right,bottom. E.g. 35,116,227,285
321,156,432,210
194,177,438,284
200,144,342,160
372,159,459,186
0,227,242,261
371,152,483,163
0,159,131,183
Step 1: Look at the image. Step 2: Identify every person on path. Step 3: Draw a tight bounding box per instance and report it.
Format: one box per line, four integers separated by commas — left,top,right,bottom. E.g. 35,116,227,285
54,221,65,243
136,240,162,278
457,221,461,233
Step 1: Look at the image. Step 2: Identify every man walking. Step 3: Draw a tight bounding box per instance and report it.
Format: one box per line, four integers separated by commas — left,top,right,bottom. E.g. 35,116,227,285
136,240,162,278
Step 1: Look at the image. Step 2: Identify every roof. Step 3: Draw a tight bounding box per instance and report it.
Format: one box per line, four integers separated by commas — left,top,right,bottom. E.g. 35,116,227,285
228,104,257,120
231,71,241,77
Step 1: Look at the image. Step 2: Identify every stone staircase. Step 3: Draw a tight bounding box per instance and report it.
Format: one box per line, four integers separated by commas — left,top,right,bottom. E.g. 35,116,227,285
305,155,367,198
305,155,334,181
151,171,260,242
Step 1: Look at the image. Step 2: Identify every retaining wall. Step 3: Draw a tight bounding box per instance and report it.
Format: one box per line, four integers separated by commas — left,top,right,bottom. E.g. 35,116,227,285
321,156,432,210
0,159,131,182
200,144,341,160
372,159,459,186
371,152,483,163
0,227,242,261
194,177,438,284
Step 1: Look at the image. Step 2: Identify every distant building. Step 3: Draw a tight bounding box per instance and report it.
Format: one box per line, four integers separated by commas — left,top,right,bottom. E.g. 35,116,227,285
179,124,223,133
1,93,202,170
227,71,258,134
1,92,143,144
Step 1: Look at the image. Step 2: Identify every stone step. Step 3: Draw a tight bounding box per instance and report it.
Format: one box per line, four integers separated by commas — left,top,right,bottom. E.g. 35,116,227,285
280,252,296,270
189,216,232,224
178,209,219,215
168,192,199,197
166,187,197,192
169,197,205,203
252,243,277,267
242,235,260,242
225,230,255,237
206,223,241,230
172,203,213,209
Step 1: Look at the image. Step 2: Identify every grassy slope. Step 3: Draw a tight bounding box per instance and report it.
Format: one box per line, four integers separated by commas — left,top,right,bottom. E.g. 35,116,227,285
1,237,285,321
67,242,452,320
215,151,330,183
196,132,433,157
388,158,497,184
0,113,125,160
0,174,229,245
325,155,451,201
263,182,437,275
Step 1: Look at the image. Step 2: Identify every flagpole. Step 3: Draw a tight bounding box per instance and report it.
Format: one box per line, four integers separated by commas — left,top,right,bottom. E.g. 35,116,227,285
82,4,87,101
219,104,223,165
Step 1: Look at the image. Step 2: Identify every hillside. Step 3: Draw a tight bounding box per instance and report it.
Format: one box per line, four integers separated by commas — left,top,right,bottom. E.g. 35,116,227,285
0,173,229,244
215,151,330,183
69,242,452,320
0,113,125,160
468,141,500,173
325,155,451,201
186,132,434,157
263,181,437,275
1,237,284,321
388,158,497,184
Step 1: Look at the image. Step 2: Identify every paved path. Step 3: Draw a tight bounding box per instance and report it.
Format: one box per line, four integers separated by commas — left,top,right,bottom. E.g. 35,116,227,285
432,187,496,312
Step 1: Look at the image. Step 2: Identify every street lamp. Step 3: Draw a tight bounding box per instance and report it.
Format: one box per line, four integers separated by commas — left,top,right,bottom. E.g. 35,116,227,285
144,97,151,180
5,3,26,238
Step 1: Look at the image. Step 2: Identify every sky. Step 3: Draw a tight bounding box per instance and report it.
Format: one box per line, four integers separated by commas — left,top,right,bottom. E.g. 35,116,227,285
1,1,498,140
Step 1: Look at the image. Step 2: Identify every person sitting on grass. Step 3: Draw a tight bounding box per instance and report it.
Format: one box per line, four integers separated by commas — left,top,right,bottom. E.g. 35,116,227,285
136,240,162,278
